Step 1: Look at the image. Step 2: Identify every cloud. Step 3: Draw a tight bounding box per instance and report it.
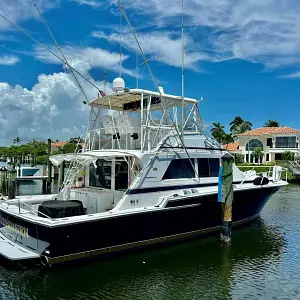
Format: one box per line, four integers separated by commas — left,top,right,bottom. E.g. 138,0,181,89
33,45,136,77
0,55,19,65
0,0,58,31
71,0,102,8
277,72,300,79
92,31,212,71
109,0,300,69
0,61,110,145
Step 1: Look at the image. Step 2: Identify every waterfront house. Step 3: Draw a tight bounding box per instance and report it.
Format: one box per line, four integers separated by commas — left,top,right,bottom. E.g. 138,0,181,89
226,127,300,163
51,141,67,153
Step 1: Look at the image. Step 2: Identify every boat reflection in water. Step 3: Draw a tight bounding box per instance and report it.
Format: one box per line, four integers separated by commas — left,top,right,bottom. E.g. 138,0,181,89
0,218,285,300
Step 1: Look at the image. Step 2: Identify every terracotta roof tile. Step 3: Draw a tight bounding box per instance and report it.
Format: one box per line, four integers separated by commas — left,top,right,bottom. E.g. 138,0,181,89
51,142,67,147
237,127,300,136
224,141,240,151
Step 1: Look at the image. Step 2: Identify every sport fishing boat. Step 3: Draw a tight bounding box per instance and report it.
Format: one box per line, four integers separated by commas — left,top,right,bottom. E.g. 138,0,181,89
0,78,288,266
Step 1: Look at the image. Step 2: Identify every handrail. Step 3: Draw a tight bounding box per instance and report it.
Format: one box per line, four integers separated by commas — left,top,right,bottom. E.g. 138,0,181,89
237,167,288,188
15,199,52,220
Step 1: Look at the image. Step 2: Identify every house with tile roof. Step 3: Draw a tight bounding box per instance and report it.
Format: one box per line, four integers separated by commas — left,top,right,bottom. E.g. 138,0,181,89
226,127,300,163
51,141,68,153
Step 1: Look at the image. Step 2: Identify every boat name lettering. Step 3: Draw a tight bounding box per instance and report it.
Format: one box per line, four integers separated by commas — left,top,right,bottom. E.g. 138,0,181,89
0,216,29,238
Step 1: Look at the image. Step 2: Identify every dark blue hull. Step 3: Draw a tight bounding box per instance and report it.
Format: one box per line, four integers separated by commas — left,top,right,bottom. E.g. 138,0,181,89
0,186,279,265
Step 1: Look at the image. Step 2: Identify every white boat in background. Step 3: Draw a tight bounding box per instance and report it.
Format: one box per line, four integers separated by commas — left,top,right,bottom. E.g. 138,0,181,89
17,167,40,177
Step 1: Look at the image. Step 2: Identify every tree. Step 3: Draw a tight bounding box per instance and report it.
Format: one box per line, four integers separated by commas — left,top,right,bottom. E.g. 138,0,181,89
230,116,252,135
264,119,280,127
210,122,226,144
252,147,264,164
282,151,295,161
13,137,21,146
62,143,82,154
223,133,234,148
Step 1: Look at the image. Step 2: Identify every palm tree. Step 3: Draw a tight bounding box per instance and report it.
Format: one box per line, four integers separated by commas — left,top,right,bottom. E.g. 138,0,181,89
223,133,235,149
252,147,264,164
210,122,226,144
234,122,252,134
264,119,280,127
230,116,252,135
13,137,21,146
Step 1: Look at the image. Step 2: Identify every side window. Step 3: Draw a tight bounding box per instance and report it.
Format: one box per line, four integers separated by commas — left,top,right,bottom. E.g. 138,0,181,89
209,158,220,177
163,159,194,179
197,158,209,177
197,158,220,177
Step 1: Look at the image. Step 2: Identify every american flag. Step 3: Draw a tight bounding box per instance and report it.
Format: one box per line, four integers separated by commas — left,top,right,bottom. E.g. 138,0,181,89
99,90,106,97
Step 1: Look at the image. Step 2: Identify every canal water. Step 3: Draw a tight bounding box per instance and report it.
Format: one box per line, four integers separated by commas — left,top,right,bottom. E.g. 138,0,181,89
0,173,299,299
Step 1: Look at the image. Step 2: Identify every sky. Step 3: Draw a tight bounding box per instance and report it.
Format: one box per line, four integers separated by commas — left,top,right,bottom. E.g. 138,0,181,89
0,0,300,145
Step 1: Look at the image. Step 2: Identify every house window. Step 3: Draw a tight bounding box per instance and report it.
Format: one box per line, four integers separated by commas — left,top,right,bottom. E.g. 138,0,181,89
163,159,194,179
266,153,270,162
267,138,272,147
197,158,220,177
275,136,296,148
245,139,264,151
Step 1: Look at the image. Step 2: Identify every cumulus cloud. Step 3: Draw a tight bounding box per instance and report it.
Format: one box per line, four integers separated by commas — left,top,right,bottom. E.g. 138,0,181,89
0,55,19,65
33,45,136,76
0,61,109,145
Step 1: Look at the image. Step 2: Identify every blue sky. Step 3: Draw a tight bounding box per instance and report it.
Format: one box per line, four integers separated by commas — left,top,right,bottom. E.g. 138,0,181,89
0,0,300,145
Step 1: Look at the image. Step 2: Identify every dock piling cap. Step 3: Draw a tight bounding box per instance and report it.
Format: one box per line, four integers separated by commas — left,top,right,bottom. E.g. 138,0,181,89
0,167,7,172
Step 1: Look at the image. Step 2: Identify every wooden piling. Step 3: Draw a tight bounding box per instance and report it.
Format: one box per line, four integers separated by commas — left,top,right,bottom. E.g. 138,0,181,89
46,138,52,194
7,163,17,199
17,156,21,177
0,167,7,196
219,154,234,243
58,162,65,190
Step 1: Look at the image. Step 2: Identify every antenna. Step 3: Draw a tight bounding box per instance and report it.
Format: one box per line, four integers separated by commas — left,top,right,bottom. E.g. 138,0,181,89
103,69,107,94
181,0,185,135
119,9,122,78
136,52,138,89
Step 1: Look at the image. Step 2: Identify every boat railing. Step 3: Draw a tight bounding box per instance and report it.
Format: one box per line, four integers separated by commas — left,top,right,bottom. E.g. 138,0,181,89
85,125,175,152
237,166,288,188
5,198,52,220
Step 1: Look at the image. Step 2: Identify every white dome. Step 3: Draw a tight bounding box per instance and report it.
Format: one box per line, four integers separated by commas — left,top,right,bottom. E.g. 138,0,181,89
113,77,125,93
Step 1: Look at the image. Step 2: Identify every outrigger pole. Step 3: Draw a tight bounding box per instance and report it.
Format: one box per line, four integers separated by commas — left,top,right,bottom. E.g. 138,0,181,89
181,0,185,137
32,0,89,104
0,14,102,99
116,0,200,181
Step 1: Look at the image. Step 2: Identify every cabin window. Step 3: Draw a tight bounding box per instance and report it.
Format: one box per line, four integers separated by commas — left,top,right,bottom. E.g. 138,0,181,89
197,158,220,177
89,159,111,189
163,159,194,179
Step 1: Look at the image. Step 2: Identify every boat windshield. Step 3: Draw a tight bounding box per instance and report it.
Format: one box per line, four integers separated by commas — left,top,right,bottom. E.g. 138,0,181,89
88,158,136,191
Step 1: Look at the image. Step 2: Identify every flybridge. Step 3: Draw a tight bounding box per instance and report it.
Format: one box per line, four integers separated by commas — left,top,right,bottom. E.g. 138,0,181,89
85,85,204,153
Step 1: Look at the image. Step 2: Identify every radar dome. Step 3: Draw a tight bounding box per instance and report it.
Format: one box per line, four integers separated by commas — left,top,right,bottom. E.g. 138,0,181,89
113,77,125,93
